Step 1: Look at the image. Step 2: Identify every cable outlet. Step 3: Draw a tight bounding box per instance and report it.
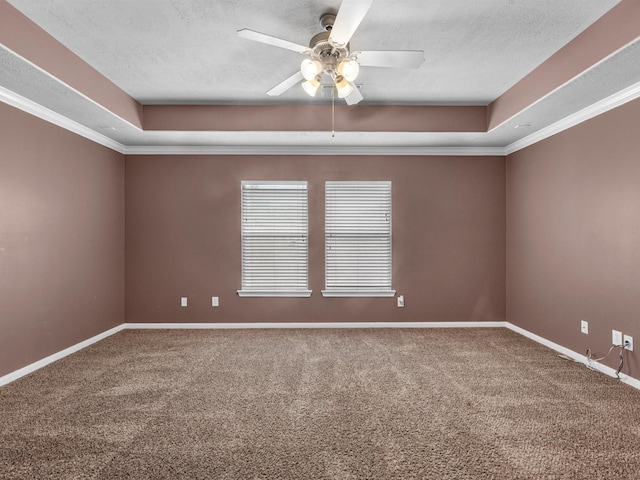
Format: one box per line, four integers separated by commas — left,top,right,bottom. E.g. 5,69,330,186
623,334,633,351
397,295,405,307
612,329,623,346
580,320,588,334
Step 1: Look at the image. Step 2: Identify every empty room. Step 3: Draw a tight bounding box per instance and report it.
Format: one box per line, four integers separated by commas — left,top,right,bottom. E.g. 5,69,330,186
1,0,640,478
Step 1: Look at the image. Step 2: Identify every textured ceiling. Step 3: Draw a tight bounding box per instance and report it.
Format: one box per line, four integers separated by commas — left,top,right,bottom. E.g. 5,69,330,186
5,0,620,105
1,0,639,154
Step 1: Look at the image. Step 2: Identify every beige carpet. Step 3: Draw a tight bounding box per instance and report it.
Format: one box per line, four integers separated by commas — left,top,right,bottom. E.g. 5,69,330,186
1,328,640,479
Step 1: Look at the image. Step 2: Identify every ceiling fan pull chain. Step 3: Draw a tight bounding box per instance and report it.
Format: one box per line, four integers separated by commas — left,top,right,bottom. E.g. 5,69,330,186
332,86,336,137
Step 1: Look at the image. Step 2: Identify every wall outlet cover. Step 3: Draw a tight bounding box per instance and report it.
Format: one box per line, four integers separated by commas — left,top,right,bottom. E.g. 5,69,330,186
623,334,633,351
212,296,219,307
181,297,188,307
580,320,588,334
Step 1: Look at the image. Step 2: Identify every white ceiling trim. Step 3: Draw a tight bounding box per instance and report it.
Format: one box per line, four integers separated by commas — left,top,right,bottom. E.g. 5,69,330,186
0,44,143,133
488,35,640,133
0,72,506,156
505,79,640,155
123,145,506,156
0,85,126,154
3,66,639,158
5,73,640,158
0,84,503,155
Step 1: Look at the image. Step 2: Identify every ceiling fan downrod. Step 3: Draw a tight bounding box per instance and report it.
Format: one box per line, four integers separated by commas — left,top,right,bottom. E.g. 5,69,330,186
320,12,336,31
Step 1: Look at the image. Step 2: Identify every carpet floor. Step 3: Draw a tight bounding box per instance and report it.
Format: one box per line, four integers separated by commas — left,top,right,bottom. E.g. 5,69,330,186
1,328,640,479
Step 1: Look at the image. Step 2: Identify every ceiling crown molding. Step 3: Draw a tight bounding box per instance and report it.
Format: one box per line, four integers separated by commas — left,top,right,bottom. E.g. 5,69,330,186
0,85,126,153
505,79,640,155
5,74,640,158
123,145,506,156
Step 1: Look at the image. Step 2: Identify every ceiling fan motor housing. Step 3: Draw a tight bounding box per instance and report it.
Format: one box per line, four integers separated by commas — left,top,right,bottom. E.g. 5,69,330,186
308,30,350,77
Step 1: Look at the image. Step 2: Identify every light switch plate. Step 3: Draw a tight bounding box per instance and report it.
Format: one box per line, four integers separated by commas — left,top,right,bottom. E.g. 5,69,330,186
612,329,623,346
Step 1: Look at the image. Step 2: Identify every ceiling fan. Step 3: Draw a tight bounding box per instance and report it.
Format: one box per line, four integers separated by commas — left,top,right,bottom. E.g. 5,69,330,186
237,0,424,105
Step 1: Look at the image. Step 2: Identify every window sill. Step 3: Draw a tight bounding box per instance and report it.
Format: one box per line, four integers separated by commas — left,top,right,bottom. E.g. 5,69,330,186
237,290,312,298
321,290,396,298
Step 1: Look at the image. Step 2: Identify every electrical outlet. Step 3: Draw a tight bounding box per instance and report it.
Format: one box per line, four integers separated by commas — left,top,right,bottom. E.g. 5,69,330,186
181,297,188,307
623,334,634,351
612,329,623,346
580,320,589,334
397,295,405,307
212,296,219,307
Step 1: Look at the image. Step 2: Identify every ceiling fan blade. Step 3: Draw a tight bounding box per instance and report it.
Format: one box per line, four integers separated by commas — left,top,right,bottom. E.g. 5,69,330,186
355,50,425,68
344,87,364,105
266,71,304,96
328,0,373,47
237,29,309,54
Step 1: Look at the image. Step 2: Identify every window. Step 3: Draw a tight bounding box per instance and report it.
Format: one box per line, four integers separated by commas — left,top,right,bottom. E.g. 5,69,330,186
238,181,311,297
323,181,395,297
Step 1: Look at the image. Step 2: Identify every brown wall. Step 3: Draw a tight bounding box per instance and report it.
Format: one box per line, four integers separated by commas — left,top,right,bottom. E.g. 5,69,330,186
507,97,640,377
0,103,125,377
125,155,506,324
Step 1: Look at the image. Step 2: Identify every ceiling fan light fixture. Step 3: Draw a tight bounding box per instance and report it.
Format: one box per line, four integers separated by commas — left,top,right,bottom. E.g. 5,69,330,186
337,59,360,82
301,59,323,80
302,77,321,97
334,75,354,98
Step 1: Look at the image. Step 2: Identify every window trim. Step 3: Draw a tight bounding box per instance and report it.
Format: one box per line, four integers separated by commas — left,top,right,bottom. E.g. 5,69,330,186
237,180,312,298
321,289,396,298
322,180,395,298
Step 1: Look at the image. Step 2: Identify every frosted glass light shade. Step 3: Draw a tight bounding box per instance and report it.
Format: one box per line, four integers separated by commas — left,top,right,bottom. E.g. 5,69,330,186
337,60,360,82
301,59,322,80
334,76,354,98
302,78,321,97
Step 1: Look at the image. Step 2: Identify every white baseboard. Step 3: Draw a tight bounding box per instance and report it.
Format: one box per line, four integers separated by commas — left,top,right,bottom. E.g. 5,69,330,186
0,321,504,386
123,321,506,330
505,322,640,391
0,324,125,387
2,321,639,391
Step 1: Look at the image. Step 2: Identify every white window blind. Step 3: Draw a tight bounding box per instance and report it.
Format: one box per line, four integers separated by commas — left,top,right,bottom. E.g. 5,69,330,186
323,181,395,297
238,181,311,297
